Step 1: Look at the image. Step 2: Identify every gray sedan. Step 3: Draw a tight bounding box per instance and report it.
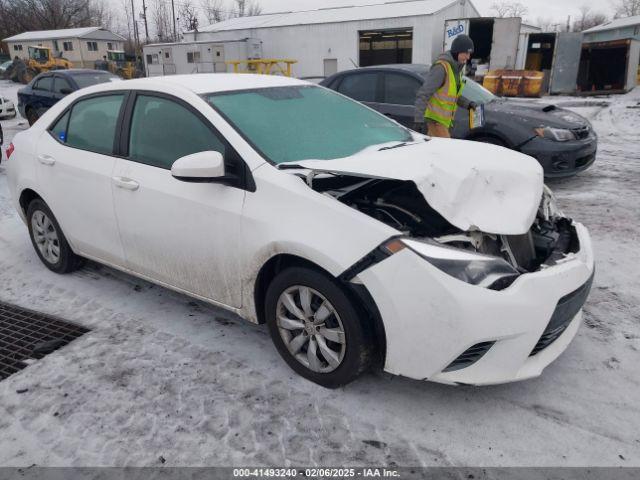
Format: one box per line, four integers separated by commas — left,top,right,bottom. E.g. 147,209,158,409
321,64,597,178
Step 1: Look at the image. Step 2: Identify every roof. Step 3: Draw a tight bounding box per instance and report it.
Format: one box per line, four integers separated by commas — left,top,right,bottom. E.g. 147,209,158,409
583,15,640,34
195,0,463,33
3,27,126,42
76,74,307,97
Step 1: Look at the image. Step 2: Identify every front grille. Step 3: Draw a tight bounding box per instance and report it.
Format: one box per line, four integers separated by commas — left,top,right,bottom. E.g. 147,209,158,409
443,341,495,372
571,126,590,140
0,302,90,381
530,272,594,356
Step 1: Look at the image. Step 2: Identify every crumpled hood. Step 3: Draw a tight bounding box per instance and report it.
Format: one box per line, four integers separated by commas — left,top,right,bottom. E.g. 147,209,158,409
293,138,544,235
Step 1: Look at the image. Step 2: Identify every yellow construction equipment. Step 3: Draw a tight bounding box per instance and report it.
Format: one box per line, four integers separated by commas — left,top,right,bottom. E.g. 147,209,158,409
226,59,298,77
21,46,73,84
106,50,137,79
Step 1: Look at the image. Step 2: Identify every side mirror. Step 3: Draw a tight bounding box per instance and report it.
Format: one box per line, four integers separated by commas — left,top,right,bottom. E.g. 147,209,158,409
59,88,72,95
171,151,225,182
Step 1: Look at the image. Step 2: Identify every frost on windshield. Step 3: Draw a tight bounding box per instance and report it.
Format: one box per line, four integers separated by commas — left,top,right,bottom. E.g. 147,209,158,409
206,86,411,164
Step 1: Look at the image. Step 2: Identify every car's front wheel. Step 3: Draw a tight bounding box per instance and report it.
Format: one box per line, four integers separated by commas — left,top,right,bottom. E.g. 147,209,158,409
265,266,373,388
27,198,84,273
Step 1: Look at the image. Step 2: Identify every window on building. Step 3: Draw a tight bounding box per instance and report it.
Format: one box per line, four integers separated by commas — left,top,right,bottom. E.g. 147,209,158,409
129,95,226,169
53,40,60,51
107,42,113,50
66,95,125,155
359,28,413,67
187,51,201,63
63,42,74,51
87,41,98,52
13,44,23,51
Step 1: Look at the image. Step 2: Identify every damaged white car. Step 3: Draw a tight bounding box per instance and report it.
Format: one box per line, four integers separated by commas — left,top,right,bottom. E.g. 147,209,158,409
5,75,595,388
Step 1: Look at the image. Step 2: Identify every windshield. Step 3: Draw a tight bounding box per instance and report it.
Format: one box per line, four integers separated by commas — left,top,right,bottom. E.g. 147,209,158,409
204,85,412,164
70,72,120,89
463,77,496,105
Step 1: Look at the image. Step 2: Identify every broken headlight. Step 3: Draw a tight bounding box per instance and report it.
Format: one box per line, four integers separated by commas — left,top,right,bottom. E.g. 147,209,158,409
402,238,520,290
540,185,564,219
534,127,575,142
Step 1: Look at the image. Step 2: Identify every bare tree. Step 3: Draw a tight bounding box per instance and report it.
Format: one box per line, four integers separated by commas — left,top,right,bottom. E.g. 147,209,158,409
491,1,528,18
573,5,608,32
178,0,199,32
201,0,225,23
534,16,557,32
232,0,261,17
612,0,640,17
149,0,172,41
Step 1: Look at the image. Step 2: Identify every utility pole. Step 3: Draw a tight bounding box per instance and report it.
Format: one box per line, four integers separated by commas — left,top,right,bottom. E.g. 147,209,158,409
172,0,177,41
141,0,150,43
566,15,571,32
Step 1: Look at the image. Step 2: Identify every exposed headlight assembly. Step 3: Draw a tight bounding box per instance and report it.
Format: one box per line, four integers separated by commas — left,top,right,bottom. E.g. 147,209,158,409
535,126,575,142
540,185,564,219
402,239,520,290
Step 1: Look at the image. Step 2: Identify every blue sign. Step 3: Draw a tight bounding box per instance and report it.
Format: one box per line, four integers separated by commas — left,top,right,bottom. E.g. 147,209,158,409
447,24,465,38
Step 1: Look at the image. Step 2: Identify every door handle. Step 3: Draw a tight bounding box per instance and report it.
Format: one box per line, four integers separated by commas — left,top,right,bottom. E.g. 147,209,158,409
112,176,140,191
37,154,55,166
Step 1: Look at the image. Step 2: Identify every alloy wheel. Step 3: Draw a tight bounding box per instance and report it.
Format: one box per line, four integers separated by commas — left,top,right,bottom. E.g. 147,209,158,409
31,210,60,264
276,285,346,373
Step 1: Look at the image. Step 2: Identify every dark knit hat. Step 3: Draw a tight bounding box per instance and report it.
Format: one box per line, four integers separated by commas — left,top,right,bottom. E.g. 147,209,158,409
451,34,474,56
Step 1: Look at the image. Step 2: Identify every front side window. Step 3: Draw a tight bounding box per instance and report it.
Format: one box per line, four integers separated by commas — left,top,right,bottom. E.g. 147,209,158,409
65,94,124,154
384,73,421,105
128,95,226,169
205,86,411,165
53,76,72,94
337,73,379,102
34,76,53,91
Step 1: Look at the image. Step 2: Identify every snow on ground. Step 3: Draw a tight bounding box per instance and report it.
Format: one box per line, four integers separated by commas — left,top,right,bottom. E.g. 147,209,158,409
0,79,639,467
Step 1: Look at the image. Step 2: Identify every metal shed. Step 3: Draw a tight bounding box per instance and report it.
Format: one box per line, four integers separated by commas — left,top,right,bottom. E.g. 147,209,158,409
171,0,480,78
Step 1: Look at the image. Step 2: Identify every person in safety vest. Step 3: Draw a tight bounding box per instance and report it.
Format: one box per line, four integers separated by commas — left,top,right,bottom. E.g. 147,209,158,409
413,34,478,138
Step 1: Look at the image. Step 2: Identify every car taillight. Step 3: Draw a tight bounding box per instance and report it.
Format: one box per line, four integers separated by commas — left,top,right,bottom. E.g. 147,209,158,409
6,143,15,159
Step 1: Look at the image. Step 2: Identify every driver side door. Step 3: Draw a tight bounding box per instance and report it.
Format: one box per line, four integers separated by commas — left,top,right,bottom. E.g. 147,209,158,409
112,92,247,308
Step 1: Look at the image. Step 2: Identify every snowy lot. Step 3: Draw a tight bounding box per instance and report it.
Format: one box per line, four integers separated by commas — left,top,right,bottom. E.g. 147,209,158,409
0,79,639,467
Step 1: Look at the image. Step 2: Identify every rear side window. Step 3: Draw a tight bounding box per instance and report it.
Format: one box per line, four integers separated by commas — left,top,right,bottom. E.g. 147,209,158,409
34,76,53,91
337,73,379,102
50,111,70,143
384,73,421,105
66,95,124,155
128,95,226,169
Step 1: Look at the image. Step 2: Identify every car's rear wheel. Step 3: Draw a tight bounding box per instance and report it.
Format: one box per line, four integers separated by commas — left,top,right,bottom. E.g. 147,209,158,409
27,198,84,274
26,107,39,126
265,266,373,388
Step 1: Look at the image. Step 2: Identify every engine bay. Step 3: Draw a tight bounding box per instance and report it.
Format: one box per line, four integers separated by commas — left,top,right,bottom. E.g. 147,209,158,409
309,174,579,274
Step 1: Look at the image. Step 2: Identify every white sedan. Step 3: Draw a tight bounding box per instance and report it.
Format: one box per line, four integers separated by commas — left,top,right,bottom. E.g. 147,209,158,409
4,74,595,388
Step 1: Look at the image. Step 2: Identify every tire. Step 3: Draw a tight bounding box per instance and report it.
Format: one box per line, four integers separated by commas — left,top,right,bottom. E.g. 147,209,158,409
474,136,506,147
26,198,84,274
265,266,373,388
26,108,39,126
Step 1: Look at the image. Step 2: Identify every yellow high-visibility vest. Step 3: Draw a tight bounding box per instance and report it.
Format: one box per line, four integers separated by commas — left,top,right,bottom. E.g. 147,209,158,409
424,60,465,128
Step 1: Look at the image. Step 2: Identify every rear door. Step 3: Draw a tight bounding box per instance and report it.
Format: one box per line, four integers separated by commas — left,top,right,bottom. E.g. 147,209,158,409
379,71,422,127
31,75,56,115
489,18,522,70
111,92,246,307
35,93,127,265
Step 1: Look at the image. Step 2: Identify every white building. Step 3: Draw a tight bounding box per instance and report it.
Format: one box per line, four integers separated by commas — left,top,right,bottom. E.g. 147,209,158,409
146,0,480,78
3,27,126,68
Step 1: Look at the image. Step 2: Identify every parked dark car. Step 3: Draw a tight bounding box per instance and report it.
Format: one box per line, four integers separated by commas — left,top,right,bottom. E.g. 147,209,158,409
320,65,597,178
18,69,120,126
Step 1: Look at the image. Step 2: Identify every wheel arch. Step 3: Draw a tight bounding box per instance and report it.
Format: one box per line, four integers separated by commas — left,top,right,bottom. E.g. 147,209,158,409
253,253,387,364
19,187,43,215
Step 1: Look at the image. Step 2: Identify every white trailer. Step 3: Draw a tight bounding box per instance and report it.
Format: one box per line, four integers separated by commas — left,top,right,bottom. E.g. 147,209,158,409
143,38,262,76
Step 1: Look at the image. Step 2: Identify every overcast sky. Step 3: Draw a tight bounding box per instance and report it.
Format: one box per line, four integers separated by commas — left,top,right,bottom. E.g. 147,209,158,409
255,0,615,25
